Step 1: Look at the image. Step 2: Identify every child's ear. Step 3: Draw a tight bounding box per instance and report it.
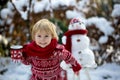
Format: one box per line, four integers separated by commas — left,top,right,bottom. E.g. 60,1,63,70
32,36,35,41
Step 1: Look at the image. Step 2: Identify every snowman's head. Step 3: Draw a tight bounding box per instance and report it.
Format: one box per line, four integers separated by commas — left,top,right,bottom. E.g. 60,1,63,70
68,18,86,30
71,35,90,50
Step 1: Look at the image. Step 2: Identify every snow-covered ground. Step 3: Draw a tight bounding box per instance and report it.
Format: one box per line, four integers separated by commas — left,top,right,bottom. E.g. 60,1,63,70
0,57,120,80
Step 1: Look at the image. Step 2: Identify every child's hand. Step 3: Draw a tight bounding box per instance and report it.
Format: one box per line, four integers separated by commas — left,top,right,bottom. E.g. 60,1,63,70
74,71,80,80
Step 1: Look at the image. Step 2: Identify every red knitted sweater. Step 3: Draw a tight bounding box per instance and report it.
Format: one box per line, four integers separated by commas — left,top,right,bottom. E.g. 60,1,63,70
21,39,81,80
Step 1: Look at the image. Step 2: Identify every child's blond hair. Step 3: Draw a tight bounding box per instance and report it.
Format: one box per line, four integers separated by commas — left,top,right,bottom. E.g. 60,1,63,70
31,19,59,40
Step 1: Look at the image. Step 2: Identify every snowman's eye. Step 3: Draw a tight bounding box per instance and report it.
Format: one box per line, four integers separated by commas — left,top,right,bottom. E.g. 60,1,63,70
79,51,81,54
81,22,84,24
79,22,81,25
72,24,74,27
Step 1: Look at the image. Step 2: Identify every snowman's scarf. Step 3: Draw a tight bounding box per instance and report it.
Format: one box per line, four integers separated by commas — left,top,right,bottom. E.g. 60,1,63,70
64,29,88,52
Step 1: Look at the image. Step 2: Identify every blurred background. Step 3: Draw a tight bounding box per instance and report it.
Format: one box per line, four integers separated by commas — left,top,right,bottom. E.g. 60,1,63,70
0,0,120,66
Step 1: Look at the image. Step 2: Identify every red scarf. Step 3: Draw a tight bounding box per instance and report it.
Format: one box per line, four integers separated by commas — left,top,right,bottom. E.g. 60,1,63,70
64,30,88,52
24,39,57,58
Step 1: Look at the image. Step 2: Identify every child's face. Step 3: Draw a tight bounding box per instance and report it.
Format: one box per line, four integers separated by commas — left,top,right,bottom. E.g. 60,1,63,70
34,31,52,48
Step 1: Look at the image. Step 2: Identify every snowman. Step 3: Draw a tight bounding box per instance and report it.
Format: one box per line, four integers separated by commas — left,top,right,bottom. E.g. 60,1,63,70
61,18,97,80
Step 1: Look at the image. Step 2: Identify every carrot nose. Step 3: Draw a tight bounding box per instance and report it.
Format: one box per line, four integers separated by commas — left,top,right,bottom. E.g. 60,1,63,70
76,25,79,29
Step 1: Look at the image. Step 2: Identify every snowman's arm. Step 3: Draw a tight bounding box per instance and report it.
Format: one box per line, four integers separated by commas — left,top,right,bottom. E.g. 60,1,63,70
60,61,72,70
62,36,66,45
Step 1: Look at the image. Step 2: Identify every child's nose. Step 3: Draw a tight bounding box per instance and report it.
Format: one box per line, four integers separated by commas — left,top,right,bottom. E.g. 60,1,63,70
41,37,45,41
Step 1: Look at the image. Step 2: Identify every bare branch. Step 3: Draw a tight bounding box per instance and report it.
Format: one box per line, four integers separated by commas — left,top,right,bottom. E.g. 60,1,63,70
9,0,21,16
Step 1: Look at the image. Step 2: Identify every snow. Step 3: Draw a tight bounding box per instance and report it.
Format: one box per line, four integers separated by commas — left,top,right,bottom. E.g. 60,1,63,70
66,10,85,19
0,57,120,80
0,8,11,19
98,35,108,44
85,17,115,44
34,1,47,13
0,0,119,21
12,0,29,11
111,4,120,17
86,17,114,36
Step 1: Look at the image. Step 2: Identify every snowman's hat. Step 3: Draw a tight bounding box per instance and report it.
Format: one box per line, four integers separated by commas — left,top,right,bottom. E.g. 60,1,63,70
70,18,85,24
70,18,82,24
69,18,86,30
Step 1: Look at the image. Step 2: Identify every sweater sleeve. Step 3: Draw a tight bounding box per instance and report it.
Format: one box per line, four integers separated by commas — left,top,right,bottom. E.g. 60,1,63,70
60,45,82,72
21,44,31,65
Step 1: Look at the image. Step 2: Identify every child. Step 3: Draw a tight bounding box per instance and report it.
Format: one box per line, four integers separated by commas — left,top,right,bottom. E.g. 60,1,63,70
11,19,82,80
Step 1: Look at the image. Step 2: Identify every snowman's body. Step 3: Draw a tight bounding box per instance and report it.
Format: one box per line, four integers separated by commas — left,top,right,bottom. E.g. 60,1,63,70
61,18,97,69
61,18,97,80
71,35,97,68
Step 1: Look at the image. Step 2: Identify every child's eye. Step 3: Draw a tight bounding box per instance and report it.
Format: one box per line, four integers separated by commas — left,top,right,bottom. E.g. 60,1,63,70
45,35,49,37
38,35,41,37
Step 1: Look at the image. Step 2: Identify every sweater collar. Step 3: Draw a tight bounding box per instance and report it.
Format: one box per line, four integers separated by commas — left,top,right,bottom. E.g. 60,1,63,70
25,39,58,58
